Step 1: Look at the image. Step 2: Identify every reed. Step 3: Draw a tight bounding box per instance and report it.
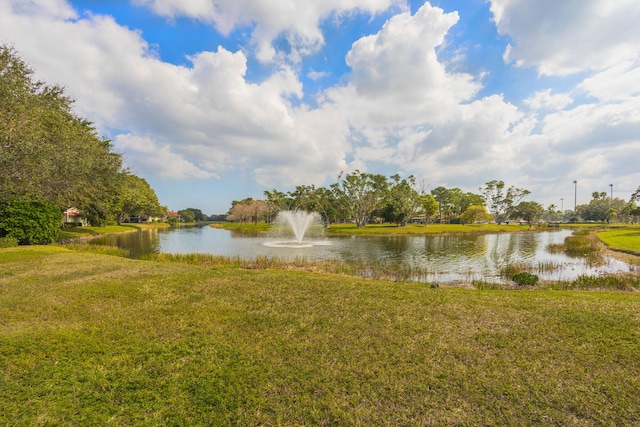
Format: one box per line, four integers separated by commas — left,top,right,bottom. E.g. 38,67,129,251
545,274,640,291
534,260,563,273
62,242,130,257
499,261,531,277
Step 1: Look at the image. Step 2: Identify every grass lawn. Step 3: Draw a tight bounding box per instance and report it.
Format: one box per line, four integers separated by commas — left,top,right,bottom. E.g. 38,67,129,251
326,222,538,235
598,226,640,255
1,246,640,425
58,223,170,242
216,221,544,236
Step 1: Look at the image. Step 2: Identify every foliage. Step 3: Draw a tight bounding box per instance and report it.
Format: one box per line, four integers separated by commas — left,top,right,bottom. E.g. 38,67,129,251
178,207,207,222
576,192,627,223
82,202,108,227
460,205,491,224
112,173,163,224
383,174,420,226
631,185,640,203
510,201,544,226
264,185,338,227
0,198,62,244
331,170,388,227
227,198,271,224
480,180,531,224
512,271,539,286
0,45,123,211
177,209,195,223
430,187,485,223
0,236,19,248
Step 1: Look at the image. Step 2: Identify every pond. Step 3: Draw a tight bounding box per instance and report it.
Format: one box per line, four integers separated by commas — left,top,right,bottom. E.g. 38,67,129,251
91,225,633,284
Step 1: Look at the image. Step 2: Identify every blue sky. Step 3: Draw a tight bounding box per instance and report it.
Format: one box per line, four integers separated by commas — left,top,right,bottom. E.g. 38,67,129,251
2,0,639,214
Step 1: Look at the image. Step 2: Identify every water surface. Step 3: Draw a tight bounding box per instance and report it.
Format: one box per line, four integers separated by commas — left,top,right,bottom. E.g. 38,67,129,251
91,226,632,283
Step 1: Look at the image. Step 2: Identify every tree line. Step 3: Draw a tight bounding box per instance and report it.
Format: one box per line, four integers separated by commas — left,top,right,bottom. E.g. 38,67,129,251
229,172,539,227
229,172,640,227
0,46,164,244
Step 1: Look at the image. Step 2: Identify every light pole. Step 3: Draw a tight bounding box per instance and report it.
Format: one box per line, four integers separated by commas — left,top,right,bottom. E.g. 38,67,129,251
561,198,564,212
610,183,613,200
573,180,577,211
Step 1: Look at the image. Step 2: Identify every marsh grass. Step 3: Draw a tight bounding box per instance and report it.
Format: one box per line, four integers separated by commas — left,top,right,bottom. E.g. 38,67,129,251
142,252,436,283
2,246,640,425
545,229,606,268
499,260,562,277
545,274,640,291
62,242,130,257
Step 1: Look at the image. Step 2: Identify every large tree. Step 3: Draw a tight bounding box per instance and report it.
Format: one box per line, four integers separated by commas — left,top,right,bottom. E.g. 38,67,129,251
331,170,388,227
480,180,530,224
418,194,439,225
510,201,544,226
112,174,163,224
227,198,270,224
0,46,123,210
576,192,627,223
460,205,491,224
383,174,421,226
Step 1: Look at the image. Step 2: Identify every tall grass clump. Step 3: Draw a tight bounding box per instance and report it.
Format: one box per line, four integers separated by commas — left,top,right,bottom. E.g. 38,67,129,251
546,229,605,266
545,274,640,291
500,261,531,277
63,242,130,257
563,230,601,257
142,252,244,267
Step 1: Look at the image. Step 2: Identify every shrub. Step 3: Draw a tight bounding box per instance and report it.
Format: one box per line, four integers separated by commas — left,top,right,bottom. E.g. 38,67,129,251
512,271,539,287
0,236,19,248
0,198,62,245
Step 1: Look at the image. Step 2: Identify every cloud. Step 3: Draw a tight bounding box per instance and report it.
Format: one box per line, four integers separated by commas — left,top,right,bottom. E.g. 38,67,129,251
3,0,639,210
114,134,216,179
307,70,331,81
327,3,480,127
132,0,403,62
0,1,350,187
489,0,640,76
319,3,527,183
524,89,573,111
578,61,640,102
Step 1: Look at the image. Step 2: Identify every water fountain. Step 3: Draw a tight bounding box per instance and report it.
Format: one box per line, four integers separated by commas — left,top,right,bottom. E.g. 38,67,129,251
264,210,331,248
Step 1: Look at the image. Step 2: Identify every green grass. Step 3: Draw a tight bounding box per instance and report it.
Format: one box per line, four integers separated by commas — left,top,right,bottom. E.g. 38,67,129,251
217,221,547,236
327,222,545,235
598,227,640,255
2,246,640,425
58,223,169,242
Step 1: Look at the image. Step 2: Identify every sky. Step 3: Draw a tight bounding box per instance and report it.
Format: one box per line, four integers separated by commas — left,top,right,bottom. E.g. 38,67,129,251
2,0,639,215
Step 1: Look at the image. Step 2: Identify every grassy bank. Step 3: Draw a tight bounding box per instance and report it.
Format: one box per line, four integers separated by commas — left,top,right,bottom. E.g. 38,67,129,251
2,246,640,425
326,222,539,235
215,221,548,236
58,222,170,242
598,226,640,255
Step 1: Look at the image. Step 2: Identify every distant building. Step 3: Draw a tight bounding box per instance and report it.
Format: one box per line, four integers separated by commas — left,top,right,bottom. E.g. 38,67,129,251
63,207,87,226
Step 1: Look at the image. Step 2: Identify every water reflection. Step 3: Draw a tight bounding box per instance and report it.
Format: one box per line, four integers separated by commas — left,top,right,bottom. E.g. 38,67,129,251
91,226,632,283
